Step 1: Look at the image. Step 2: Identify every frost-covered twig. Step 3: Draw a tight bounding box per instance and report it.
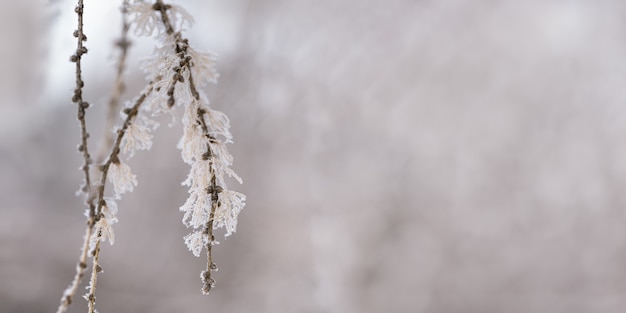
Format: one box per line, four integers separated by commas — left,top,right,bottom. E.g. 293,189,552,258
85,82,154,313
147,0,246,293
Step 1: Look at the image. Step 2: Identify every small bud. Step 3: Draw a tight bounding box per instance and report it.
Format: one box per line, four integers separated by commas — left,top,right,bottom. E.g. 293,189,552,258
167,97,175,107
80,101,90,109
123,108,132,115
81,34,87,42
77,144,84,152
73,30,80,38
95,264,103,273
70,54,78,62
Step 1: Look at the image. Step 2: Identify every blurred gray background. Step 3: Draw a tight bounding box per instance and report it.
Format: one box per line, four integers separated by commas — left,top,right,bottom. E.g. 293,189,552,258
3,0,626,312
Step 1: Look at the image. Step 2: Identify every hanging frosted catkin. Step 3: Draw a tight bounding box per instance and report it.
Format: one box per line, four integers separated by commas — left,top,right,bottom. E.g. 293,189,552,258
128,0,246,295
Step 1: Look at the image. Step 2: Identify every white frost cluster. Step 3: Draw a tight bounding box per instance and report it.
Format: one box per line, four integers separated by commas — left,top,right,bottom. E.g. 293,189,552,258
128,1,246,258
128,1,194,37
90,198,119,252
121,114,159,157
108,162,138,198
178,99,246,257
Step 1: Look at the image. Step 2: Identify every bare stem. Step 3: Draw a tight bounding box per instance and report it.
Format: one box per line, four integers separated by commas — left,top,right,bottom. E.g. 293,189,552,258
56,227,92,313
57,1,95,312
96,0,132,165
87,239,101,313
70,0,93,202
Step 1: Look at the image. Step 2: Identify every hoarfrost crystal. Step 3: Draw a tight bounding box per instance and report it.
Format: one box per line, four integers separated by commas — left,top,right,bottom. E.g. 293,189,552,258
184,231,205,257
108,162,138,197
121,114,158,157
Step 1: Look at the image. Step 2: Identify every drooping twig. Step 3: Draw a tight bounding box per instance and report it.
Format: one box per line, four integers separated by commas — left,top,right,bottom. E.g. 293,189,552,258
86,82,154,313
57,1,95,312
96,0,132,165
153,0,224,293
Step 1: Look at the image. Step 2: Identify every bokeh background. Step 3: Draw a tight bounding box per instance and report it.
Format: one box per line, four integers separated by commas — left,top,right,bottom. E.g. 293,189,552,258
3,0,626,312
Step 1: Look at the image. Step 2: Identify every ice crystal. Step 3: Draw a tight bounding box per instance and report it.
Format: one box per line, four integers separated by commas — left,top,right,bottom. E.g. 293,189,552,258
108,161,137,197
180,191,211,229
184,231,205,257
128,1,194,37
89,198,118,252
121,114,159,157
127,2,159,36
215,190,246,237
167,4,194,32
187,48,219,87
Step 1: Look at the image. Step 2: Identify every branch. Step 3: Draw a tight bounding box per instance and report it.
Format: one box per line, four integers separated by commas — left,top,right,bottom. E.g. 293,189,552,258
57,1,95,312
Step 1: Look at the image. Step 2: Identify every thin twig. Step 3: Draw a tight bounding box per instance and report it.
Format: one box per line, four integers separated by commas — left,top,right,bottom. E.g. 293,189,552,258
57,1,95,312
56,227,91,313
70,0,93,200
96,0,132,165
86,83,154,313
